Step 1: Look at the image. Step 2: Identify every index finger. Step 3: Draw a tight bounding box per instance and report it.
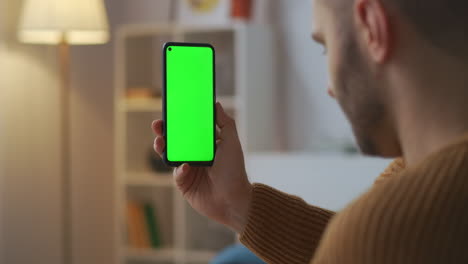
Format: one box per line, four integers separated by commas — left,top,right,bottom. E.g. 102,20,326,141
215,102,234,129
152,120,164,136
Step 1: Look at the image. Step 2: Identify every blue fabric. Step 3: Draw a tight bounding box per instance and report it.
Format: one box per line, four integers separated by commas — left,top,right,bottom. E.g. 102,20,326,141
210,244,266,264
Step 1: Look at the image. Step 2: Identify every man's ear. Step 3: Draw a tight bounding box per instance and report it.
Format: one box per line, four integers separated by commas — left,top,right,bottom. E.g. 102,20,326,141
354,0,392,63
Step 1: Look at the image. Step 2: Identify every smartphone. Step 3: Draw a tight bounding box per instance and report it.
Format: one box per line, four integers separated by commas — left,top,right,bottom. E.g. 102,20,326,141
162,42,216,167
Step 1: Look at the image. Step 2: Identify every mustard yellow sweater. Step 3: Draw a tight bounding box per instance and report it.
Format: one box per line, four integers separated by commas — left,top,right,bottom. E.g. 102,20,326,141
240,136,468,264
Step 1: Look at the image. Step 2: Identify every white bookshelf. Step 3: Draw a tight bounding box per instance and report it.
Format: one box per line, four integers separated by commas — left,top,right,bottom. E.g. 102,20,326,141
114,23,278,264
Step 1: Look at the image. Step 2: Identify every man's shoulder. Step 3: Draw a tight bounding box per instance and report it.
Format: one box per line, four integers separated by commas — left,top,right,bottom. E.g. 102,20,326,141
361,137,468,233
312,140,468,263
370,137,468,203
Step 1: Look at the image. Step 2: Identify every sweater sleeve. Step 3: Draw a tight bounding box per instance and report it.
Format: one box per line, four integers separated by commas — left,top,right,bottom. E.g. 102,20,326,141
240,184,335,264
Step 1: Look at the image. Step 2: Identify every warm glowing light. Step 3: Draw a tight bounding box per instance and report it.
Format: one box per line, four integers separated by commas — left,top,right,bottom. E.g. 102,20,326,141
18,0,109,45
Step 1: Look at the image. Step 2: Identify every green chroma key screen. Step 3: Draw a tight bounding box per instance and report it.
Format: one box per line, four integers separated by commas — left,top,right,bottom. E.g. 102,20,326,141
164,43,215,164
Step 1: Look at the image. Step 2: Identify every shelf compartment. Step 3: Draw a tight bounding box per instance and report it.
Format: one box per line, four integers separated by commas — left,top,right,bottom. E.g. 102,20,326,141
125,34,170,98
126,187,175,249
126,172,173,187
126,112,162,173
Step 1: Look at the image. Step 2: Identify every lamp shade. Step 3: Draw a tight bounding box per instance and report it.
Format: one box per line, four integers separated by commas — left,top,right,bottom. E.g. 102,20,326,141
18,0,109,45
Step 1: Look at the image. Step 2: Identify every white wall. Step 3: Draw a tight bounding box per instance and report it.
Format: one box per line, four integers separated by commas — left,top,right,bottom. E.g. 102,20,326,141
0,1,6,261
0,1,63,263
269,0,354,151
247,154,391,211
68,1,121,262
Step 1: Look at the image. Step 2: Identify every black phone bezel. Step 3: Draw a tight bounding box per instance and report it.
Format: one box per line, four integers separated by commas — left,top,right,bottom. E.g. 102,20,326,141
162,42,216,167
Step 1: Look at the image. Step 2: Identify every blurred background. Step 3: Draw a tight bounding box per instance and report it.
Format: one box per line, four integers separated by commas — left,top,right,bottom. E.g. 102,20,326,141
0,0,391,263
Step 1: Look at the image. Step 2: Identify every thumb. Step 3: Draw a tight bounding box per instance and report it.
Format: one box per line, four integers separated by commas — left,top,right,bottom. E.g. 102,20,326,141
173,164,193,194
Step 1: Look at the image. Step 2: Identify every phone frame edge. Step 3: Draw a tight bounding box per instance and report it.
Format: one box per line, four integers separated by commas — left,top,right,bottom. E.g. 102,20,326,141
162,42,217,167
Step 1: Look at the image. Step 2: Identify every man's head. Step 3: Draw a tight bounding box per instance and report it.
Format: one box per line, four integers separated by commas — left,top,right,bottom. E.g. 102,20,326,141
312,0,468,158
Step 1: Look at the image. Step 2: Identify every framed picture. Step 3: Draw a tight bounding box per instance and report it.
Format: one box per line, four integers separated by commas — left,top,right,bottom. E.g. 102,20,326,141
176,0,232,26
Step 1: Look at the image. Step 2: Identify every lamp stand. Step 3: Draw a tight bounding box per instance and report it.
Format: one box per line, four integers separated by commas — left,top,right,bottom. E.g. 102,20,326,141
58,39,71,264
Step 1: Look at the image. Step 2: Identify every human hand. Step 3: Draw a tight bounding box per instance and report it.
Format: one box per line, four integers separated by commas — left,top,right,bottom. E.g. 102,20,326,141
152,102,252,233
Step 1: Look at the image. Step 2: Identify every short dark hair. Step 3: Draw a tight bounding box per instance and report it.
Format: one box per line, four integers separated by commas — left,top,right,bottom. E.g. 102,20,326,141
383,0,468,60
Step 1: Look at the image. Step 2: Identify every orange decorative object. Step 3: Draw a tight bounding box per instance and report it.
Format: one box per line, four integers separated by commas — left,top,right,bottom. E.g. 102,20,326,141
231,0,253,20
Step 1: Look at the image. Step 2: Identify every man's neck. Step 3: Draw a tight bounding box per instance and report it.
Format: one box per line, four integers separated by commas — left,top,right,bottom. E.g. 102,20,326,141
400,119,468,166
389,57,468,166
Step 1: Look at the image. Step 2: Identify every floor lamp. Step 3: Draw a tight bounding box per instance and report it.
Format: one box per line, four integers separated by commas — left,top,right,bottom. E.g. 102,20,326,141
17,0,109,263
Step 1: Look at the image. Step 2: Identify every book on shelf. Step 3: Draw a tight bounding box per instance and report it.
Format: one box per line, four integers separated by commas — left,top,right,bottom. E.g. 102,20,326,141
126,200,162,249
144,203,162,248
